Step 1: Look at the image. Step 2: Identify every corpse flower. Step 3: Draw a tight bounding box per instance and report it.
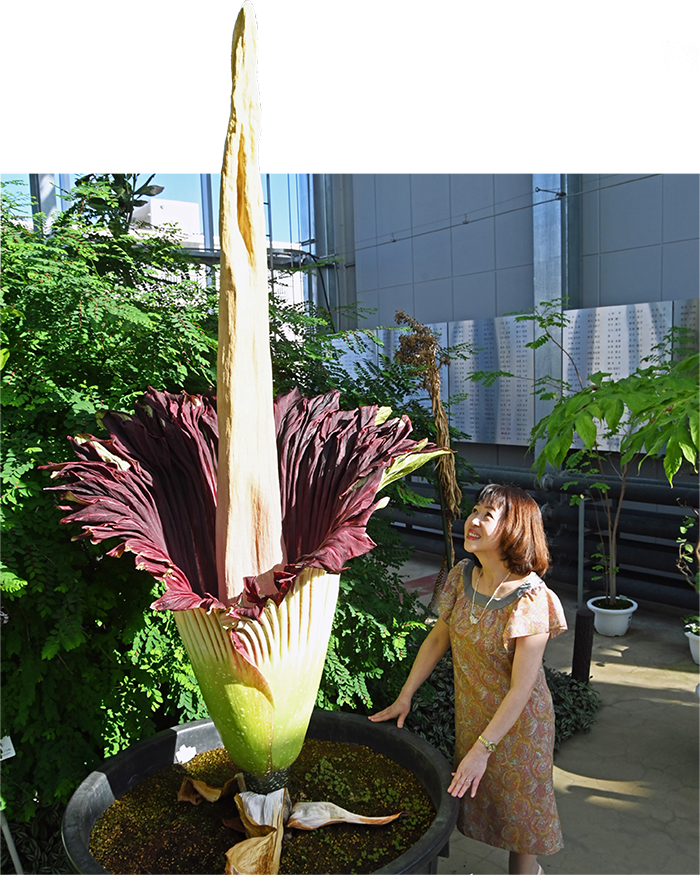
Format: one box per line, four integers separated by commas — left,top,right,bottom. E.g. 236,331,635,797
44,386,445,781
45,5,449,872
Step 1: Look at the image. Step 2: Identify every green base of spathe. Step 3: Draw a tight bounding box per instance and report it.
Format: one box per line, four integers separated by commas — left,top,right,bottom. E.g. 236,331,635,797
175,567,340,777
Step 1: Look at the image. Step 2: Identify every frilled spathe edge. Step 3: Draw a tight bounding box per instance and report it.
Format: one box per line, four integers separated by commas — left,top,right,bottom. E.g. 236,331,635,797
44,387,445,620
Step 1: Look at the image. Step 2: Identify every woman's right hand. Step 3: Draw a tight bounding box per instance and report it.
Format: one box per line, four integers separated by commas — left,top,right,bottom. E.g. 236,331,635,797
368,695,411,728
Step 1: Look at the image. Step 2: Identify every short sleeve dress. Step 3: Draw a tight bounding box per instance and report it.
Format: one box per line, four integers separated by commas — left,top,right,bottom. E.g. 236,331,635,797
438,557,567,855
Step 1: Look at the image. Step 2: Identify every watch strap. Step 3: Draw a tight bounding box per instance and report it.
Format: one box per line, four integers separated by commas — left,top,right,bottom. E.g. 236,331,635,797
478,734,497,753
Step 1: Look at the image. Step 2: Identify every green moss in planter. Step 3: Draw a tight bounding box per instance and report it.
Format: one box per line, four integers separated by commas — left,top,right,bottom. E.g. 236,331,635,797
89,739,435,875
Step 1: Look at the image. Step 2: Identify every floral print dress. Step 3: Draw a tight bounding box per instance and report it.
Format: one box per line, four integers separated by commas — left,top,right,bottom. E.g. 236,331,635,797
438,558,567,855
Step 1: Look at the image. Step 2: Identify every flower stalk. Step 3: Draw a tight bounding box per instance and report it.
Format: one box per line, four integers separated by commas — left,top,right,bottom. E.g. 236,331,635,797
216,1,284,603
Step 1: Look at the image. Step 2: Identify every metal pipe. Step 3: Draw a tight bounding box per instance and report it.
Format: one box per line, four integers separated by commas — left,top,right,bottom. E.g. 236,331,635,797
398,467,698,608
389,505,689,568
537,469,699,507
1,810,24,874
449,464,698,507
543,502,688,540
571,608,594,682
549,531,680,575
577,497,586,608
396,525,697,609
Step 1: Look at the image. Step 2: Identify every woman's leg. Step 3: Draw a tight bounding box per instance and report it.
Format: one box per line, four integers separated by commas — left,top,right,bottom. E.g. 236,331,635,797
508,851,540,874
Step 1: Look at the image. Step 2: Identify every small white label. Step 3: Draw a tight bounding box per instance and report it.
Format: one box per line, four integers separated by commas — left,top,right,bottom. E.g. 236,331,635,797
175,743,197,764
1,736,16,761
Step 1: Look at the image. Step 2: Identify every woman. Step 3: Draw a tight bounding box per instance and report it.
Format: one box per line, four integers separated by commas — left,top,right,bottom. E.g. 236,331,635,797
370,483,567,875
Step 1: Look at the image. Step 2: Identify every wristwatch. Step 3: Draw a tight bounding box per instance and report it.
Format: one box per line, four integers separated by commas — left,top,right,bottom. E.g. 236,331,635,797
478,734,497,753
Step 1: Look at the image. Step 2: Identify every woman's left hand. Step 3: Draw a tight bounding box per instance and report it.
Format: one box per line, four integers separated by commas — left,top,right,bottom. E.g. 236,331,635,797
447,745,490,798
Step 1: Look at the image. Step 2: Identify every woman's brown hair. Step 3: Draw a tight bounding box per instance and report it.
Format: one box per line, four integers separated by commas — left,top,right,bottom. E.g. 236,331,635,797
473,483,551,577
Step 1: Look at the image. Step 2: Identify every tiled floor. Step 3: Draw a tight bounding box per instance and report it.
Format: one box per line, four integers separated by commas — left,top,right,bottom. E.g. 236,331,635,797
396,552,700,875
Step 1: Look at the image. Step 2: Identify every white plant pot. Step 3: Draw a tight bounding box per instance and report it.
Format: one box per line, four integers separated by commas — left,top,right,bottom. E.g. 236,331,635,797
685,630,700,665
587,597,638,636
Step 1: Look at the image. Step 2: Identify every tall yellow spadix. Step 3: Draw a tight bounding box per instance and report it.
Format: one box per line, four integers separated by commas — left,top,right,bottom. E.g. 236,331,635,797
216,2,284,603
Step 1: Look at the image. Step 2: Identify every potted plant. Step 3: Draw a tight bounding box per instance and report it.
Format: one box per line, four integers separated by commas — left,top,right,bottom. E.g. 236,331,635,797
45,6,452,873
61,712,459,875
677,512,700,663
683,616,700,665
525,301,699,636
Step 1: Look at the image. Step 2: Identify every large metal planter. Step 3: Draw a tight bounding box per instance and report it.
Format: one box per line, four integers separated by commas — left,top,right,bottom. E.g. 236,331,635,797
62,710,459,875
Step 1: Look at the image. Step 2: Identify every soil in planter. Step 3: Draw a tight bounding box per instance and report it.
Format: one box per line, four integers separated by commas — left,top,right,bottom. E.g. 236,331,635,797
90,738,436,875
590,597,635,610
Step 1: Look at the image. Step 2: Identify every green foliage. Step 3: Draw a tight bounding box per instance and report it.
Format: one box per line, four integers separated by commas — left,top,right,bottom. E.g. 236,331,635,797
676,514,699,593
522,300,699,603
317,517,429,712
65,173,164,238
403,647,456,761
543,665,602,751
682,615,700,635
1,179,215,820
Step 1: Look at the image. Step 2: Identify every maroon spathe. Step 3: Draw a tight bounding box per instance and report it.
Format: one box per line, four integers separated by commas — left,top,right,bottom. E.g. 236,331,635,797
44,387,436,621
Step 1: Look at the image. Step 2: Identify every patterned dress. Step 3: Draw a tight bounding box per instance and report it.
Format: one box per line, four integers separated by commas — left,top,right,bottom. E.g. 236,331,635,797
438,558,567,855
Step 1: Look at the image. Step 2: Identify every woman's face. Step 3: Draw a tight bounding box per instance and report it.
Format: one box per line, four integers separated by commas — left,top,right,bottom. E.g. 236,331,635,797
464,501,504,555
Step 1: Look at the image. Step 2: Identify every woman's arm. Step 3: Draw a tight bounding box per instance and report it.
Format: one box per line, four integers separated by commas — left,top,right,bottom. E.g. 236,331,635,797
448,631,550,798
369,617,451,728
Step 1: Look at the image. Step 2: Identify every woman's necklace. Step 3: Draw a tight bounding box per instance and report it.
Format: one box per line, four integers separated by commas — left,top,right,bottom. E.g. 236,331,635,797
469,568,511,624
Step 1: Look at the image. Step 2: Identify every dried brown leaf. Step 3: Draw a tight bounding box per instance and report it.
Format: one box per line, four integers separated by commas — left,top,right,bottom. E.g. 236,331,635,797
234,789,290,837
286,801,402,830
224,829,282,875
227,787,288,874
177,776,238,805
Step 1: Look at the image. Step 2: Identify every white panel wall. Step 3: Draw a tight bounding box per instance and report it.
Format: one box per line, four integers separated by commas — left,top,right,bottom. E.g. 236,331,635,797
348,0,532,325
580,174,699,308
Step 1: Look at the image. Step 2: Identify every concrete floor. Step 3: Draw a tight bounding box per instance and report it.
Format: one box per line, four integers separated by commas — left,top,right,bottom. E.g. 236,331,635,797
397,552,700,875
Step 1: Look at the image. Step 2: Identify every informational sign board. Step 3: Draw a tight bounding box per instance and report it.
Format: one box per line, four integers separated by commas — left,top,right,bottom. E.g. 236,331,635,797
494,316,535,444
330,331,378,378
447,318,496,442
1,736,16,761
448,315,534,445
332,299,695,451
674,297,699,353
562,302,672,388
562,302,673,450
